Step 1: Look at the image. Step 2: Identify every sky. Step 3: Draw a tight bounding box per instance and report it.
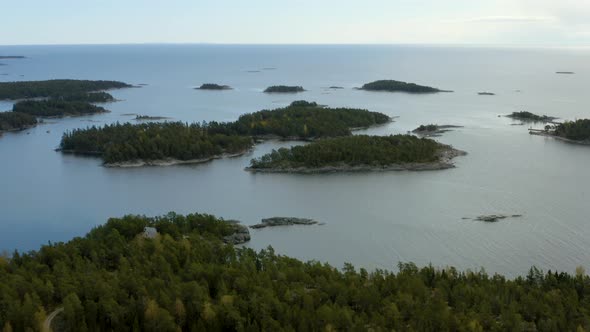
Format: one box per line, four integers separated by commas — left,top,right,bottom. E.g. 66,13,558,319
1,0,589,46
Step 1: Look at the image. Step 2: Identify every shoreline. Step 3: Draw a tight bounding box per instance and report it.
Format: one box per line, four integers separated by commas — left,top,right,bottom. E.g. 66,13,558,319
529,130,590,146
245,146,466,173
103,150,251,168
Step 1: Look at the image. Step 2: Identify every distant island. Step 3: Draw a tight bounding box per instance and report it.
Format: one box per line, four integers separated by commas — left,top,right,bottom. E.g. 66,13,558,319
12,100,109,117
360,80,448,93
329,86,344,89
247,134,465,173
263,85,305,93
250,217,319,229
478,92,495,96
530,119,590,145
196,83,232,90
412,124,463,137
0,111,38,133
0,56,25,59
135,115,170,121
0,79,131,100
556,71,575,74
59,122,254,166
507,111,557,122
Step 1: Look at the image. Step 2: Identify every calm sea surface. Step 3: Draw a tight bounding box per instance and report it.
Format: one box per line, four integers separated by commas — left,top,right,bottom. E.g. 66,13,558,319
1,44,589,277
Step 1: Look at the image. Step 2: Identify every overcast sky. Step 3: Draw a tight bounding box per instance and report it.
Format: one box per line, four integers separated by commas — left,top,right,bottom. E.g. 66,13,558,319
2,0,589,45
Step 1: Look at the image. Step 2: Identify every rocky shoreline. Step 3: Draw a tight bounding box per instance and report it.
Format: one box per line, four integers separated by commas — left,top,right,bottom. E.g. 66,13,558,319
104,150,251,168
246,146,466,173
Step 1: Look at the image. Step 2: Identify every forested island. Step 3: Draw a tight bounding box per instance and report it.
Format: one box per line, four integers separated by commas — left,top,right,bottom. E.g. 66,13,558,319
263,85,305,93
478,92,495,96
360,80,446,93
59,122,253,166
224,100,390,139
0,111,38,132
12,100,109,117
2,212,590,331
531,119,590,144
58,101,390,165
0,79,131,100
0,80,132,133
507,111,557,122
0,56,25,59
247,135,465,173
412,124,463,137
196,84,232,90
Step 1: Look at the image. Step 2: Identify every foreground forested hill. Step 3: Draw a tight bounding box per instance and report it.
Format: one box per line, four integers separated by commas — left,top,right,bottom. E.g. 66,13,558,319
1,212,590,331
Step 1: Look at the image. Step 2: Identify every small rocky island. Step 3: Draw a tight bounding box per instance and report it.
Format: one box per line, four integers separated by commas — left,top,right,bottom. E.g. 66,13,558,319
196,83,232,90
264,85,305,93
360,80,449,93
412,124,463,137
530,119,590,145
250,217,319,229
467,214,523,223
506,111,557,122
478,92,495,96
222,221,251,245
247,134,466,173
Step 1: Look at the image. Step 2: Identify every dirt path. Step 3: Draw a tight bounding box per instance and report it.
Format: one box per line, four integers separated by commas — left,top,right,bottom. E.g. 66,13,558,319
43,307,63,332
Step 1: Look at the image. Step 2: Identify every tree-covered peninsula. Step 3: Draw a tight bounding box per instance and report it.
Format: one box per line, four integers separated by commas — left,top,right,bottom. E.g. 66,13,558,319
59,122,253,166
532,119,590,144
0,111,37,132
220,100,390,139
2,212,590,331
263,85,305,93
248,134,464,172
0,79,131,100
12,100,109,117
360,80,445,93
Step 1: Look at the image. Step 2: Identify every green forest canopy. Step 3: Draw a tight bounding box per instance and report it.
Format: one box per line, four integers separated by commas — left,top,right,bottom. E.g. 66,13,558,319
553,119,590,141
263,86,305,93
0,112,37,132
1,212,590,331
223,100,390,138
360,80,442,93
59,122,253,164
12,100,108,117
59,101,390,163
249,135,441,169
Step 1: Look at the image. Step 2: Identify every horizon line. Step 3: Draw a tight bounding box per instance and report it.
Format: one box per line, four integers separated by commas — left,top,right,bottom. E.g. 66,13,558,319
0,42,589,49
